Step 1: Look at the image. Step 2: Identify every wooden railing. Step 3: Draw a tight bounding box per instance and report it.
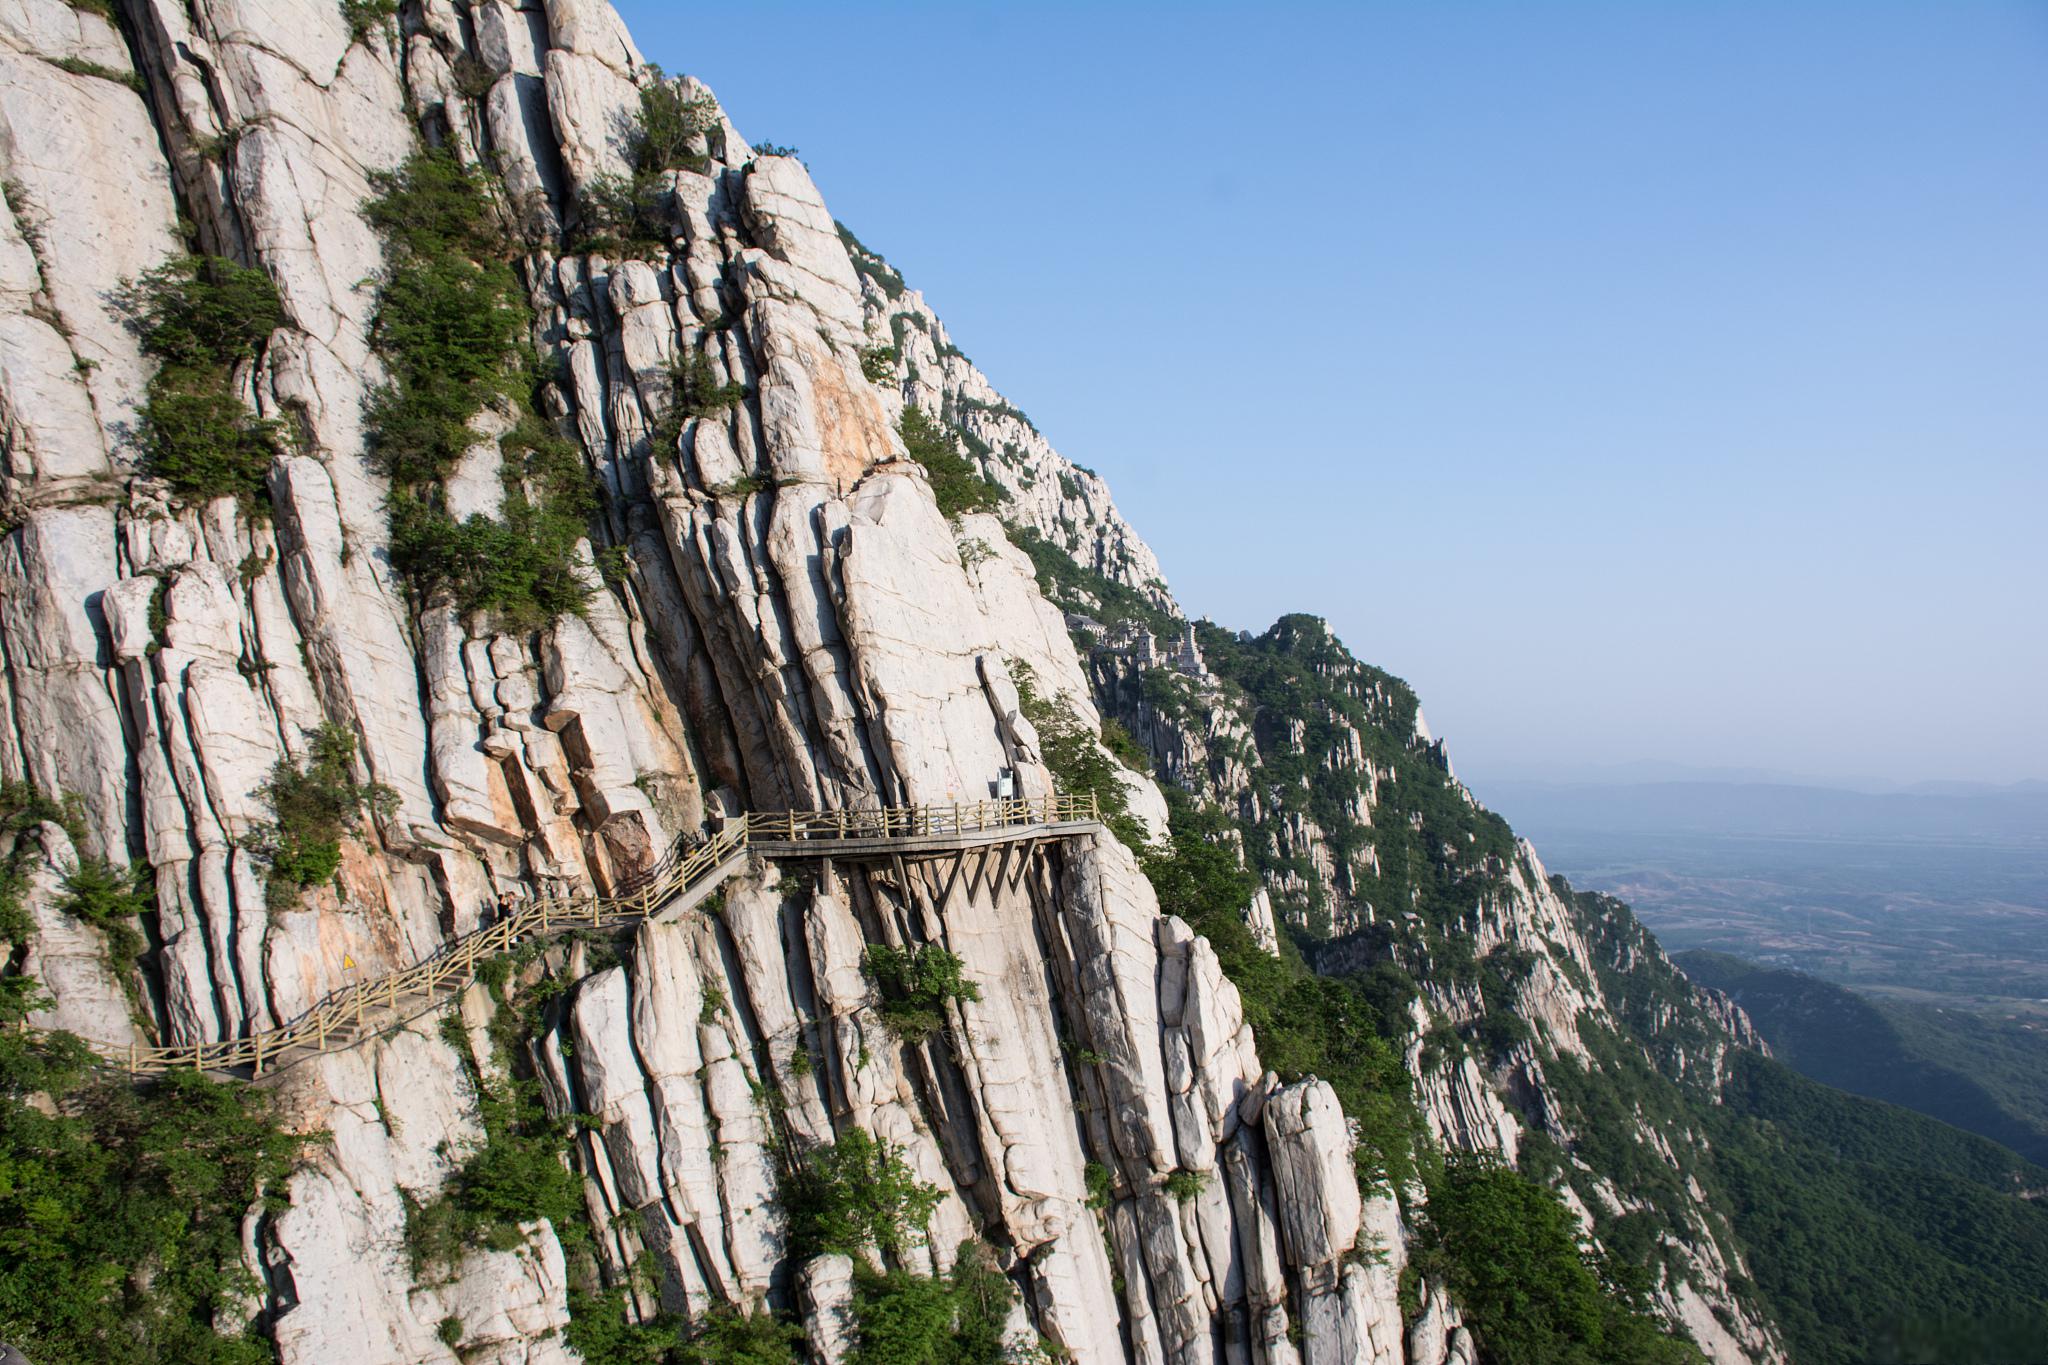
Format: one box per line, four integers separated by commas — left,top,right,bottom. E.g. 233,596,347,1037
64,794,1099,1077
99,824,751,1077
742,792,1099,843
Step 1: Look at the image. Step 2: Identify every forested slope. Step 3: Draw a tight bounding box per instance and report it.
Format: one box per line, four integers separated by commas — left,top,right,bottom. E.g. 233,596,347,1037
1677,950,2048,1164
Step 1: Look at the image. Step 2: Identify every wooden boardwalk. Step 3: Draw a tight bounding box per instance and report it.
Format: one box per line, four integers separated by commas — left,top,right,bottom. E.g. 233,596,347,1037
70,793,1099,1078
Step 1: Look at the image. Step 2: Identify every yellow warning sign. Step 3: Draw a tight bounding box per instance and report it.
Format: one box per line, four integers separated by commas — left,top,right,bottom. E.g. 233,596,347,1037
342,954,357,969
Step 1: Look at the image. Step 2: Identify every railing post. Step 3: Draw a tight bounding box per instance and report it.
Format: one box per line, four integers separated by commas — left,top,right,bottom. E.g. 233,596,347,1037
253,1032,265,1078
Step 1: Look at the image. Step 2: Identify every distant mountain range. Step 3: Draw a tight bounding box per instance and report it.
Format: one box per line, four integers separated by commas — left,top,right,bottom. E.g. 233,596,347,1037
1472,757,2047,796
1473,775,2048,847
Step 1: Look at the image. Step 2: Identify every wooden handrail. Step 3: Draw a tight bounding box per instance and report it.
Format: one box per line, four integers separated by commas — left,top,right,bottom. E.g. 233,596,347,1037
738,792,1097,842
57,795,1102,1076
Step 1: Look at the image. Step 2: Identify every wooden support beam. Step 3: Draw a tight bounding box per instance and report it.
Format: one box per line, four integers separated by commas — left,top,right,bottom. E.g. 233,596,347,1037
1008,839,1038,891
937,848,967,914
974,839,1007,900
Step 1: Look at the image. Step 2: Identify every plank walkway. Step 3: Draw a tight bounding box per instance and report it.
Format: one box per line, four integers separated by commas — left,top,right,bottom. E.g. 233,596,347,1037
69,793,1099,1078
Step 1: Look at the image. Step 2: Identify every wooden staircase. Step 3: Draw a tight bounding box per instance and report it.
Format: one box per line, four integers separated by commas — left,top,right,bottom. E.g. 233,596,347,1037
65,794,1100,1079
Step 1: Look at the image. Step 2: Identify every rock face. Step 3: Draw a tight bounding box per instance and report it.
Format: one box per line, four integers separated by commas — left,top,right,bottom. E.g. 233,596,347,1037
0,1,1425,1360
0,3,1780,1363
1076,621,1781,1358
842,229,1172,610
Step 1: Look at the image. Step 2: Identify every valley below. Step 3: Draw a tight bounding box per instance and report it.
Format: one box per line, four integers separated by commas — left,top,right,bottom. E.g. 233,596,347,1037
1484,777,2048,1172
1484,782,2048,1016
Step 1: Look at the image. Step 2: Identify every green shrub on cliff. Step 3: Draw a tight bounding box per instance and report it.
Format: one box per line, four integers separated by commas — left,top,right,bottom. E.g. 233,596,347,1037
849,1242,1013,1365
1411,1152,1703,1365
898,408,1003,518
363,149,600,625
128,254,288,502
0,975,305,1364
674,349,746,419
340,0,397,41
861,944,980,1042
859,344,898,383
130,254,284,370
634,67,719,176
249,723,395,908
1,780,86,943
137,383,285,502
1010,661,1146,847
784,1128,943,1262
58,855,150,970
565,1301,802,1365
567,66,719,252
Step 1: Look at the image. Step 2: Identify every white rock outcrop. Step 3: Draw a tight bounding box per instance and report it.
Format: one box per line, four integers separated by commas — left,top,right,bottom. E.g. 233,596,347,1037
0,3,1778,1363
0,2,1425,1355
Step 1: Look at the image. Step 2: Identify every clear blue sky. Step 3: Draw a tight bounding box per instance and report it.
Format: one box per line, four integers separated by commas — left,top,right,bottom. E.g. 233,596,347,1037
614,0,2048,789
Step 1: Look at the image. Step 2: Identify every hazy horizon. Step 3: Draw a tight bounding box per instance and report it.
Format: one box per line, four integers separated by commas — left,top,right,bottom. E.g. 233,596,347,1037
617,0,2048,790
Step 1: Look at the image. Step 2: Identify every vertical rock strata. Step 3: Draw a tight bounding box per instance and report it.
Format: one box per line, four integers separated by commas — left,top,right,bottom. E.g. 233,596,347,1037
838,90,1779,1365
0,2,1780,1363
1075,618,1781,1361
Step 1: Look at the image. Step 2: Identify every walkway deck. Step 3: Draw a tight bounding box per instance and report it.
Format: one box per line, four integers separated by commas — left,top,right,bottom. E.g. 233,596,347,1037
68,793,1100,1078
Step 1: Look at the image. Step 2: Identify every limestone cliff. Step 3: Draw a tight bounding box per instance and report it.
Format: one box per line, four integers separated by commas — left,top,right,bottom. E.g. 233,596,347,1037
841,228,1170,612
0,3,1778,1364
0,2,1431,1361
